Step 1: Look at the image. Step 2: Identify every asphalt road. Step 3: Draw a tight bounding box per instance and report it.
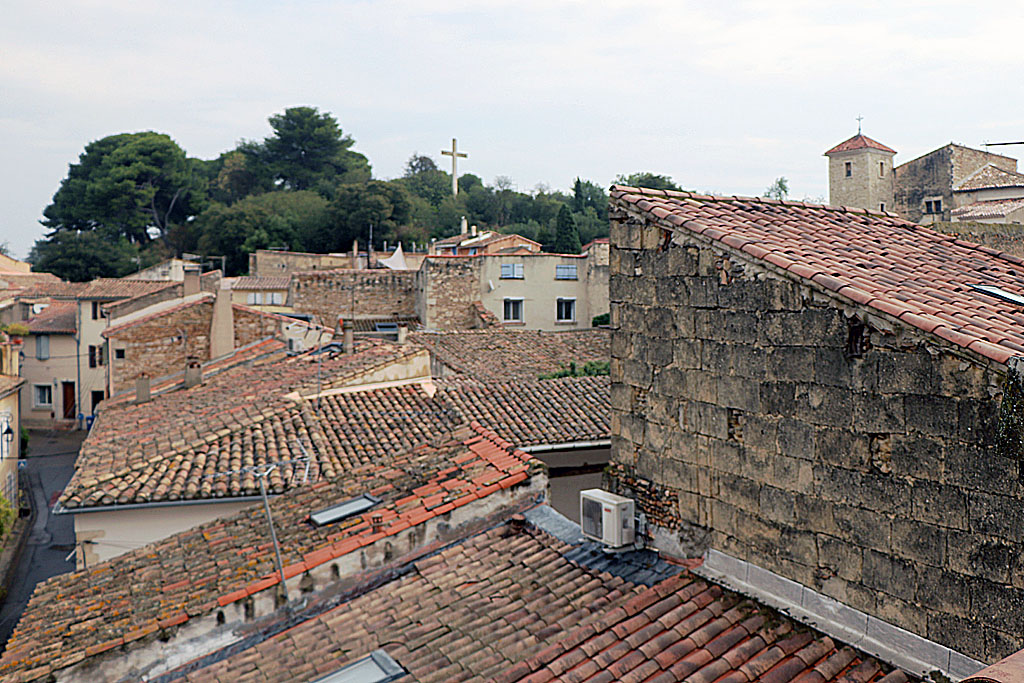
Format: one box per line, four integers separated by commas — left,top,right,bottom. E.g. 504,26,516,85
0,429,82,653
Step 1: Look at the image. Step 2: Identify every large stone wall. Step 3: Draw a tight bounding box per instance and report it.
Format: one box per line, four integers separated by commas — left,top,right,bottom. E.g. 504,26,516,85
107,301,282,392
895,145,1017,224
416,258,483,330
289,270,417,326
608,208,1024,662
930,221,1024,258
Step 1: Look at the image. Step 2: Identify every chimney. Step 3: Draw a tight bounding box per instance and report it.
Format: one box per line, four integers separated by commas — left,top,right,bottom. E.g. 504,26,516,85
210,283,235,359
397,324,408,344
471,224,478,237
460,216,468,235
184,359,202,388
135,375,151,404
352,240,359,269
183,266,200,297
343,319,354,354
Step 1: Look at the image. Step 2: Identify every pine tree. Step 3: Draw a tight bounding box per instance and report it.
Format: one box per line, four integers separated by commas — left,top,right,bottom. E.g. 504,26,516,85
552,205,581,254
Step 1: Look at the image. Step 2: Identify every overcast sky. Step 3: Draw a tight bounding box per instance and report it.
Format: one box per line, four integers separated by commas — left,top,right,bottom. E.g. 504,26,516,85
3,0,1024,259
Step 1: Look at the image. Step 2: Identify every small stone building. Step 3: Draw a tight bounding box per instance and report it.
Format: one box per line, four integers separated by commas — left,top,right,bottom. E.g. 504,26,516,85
608,185,1024,664
825,133,897,213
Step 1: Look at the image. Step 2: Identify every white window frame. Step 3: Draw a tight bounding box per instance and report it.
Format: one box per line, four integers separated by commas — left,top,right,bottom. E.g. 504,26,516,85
500,263,524,279
269,291,284,305
34,384,52,408
503,298,524,322
555,264,578,280
556,298,576,323
36,334,49,361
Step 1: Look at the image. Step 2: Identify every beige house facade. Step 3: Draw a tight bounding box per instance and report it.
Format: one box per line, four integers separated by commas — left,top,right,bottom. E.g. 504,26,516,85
0,343,22,505
20,309,78,427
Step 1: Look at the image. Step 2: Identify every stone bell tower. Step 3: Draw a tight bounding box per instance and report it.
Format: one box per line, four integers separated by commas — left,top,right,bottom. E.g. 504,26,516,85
825,128,896,212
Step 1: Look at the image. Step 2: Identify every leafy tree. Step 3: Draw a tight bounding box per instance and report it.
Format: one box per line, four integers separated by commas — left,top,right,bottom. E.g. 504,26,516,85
196,191,331,274
551,205,582,254
572,178,608,220
326,181,414,252
42,132,207,248
403,153,438,176
29,230,140,281
615,172,681,191
764,176,789,200
208,151,270,204
240,106,371,192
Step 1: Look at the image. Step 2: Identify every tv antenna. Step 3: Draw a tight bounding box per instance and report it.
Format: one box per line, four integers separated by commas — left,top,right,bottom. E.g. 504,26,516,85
204,454,311,604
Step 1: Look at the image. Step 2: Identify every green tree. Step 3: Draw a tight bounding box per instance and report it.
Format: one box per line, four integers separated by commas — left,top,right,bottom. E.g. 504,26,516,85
29,230,140,281
764,176,789,200
551,205,581,254
327,181,414,252
572,178,608,220
240,106,371,192
397,154,451,209
615,172,681,191
403,153,438,176
42,132,207,248
196,191,331,274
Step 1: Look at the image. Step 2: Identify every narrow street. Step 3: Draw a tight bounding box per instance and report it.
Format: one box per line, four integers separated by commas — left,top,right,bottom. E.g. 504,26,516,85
0,429,82,652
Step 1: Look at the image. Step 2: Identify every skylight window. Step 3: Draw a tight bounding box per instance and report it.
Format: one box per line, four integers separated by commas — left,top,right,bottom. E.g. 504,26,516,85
311,650,405,683
970,284,1024,307
310,494,380,527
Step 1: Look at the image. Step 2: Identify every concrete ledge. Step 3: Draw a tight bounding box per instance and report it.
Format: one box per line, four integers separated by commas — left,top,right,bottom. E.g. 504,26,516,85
695,548,986,681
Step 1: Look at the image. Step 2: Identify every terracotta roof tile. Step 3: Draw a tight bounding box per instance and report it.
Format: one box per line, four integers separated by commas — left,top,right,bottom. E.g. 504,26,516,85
612,186,1024,364
409,328,609,381
230,275,291,290
951,197,1024,221
1,423,541,681
76,278,179,300
954,163,1024,191
824,134,896,156
25,301,76,334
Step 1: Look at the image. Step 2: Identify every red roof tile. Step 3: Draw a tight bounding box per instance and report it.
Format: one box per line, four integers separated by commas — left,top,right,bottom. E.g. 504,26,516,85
127,520,909,683
25,301,76,334
824,134,896,156
954,163,1024,191
951,198,1024,221
1,423,542,681
230,275,291,291
611,185,1024,364
76,278,179,300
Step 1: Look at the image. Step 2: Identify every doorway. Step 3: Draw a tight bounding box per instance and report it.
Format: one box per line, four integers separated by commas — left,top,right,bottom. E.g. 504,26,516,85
61,382,75,420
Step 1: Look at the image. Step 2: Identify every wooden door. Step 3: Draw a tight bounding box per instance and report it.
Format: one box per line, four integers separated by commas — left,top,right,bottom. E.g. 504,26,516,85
62,382,76,420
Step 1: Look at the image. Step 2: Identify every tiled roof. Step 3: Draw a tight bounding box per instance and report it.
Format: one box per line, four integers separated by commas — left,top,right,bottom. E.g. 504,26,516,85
824,134,896,155
77,278,178,300
25,302,76,334
350,315,422,332
964,648,1024,682
954,163,1024,191
0,271,61,290
60,341,423,509
611,185,1024,365
440,376,610,447
100,293,213,337
1,423,542,682
409,328,610,381
62,371,608,509
160,516,908,683
13,281,88,300
231,275,291,290
434,231,540,250
101,337,289,408
951,198,1024,221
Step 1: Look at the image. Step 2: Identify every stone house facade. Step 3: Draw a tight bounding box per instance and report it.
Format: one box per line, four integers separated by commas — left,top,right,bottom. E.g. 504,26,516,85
608,185,1024,664
288,269,418,327
416,245,610,331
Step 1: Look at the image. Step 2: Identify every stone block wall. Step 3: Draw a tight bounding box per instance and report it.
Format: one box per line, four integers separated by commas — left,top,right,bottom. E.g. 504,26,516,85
416,258,482,330
108,302,283,392
608,208,1024,662
930,221,1024,258
289,270,417,326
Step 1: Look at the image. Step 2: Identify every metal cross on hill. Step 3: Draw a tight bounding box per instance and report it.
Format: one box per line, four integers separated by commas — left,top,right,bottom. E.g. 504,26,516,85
441,138,467,197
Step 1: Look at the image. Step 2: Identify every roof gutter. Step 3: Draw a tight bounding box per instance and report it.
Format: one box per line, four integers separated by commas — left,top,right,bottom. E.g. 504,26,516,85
54,495,269,515
520,439,610,453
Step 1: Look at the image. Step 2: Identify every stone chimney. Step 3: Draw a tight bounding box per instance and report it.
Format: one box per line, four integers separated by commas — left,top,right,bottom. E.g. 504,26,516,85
183,266,201,297
210,283,235,359
135,375,151,404
460,216,468,235
397,324,408,344
184,359,202,388
352,240,359,269
471,224,478,237
343,319,354,354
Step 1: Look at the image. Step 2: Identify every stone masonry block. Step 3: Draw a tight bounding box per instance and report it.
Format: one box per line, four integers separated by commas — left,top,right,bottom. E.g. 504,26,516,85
891,518,946,567
771,455,813,492
946,529,1019,585
944,443,1020,496
968,490,1024,542
927,613,985,663
695,310,759,343
795,494,838,536
795,385,853,428
816,534,862,582
759,485,796,525
852,393,904,433
815,427,870,472
717,375,760,412
911,480,968,530
889,434,944,482
680,401,729,440
761,382,797,417
904,394,958,438
777,418,815,460
862,549,918,601
766,346,815,383
916,569,971,619
833,504,891,552
970,576,1024,635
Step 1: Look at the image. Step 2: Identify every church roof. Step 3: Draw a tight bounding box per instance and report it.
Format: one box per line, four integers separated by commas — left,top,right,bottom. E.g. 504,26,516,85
824,133,897,156
954,163,1024,191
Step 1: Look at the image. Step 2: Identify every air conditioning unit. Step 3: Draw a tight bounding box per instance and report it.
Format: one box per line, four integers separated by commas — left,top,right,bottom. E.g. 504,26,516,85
580,489,635,548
